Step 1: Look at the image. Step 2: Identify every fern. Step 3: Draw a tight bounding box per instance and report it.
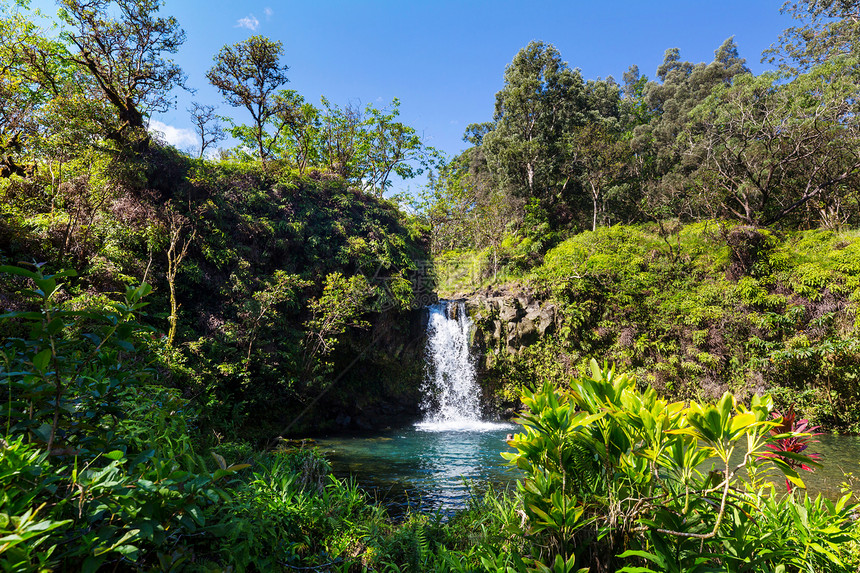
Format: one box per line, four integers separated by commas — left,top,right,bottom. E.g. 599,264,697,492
566,439,604,495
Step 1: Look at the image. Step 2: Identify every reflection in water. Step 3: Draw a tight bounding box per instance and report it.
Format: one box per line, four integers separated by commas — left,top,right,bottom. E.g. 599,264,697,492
795,434,860,497
319,426,517,516
319,431,860,517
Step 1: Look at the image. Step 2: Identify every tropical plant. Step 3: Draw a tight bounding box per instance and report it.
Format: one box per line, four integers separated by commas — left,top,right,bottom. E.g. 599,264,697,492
0,264,246,569
504,359,857,572
758,407,822,491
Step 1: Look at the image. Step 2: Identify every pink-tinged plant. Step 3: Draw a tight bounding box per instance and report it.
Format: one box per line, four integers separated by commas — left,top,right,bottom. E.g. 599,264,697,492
759,407,822,491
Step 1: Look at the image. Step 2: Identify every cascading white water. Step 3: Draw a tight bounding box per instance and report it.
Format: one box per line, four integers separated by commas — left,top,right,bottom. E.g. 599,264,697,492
416,300,509,432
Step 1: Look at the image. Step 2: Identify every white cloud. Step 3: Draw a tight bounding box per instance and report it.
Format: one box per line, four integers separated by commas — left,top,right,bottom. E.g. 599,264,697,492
264,7,273,19
236,13,260,30
149,120,197,149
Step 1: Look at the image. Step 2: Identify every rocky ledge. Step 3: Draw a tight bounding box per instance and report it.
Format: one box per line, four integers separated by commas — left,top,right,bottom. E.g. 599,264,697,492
452,284,559,359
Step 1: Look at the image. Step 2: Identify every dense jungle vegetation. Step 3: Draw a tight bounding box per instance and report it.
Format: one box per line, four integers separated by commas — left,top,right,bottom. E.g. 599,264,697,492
2,0,860,570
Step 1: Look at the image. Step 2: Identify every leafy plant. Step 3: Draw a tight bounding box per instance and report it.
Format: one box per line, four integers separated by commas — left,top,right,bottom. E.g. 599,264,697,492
758,407,822,490
0,264,245,569
504,359,856,573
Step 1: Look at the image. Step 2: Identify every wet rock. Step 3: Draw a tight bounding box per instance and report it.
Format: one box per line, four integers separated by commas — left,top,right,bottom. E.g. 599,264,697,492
446,301,460,320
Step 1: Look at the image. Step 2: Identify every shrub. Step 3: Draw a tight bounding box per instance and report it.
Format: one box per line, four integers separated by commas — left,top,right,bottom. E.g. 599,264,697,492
503,360,858,572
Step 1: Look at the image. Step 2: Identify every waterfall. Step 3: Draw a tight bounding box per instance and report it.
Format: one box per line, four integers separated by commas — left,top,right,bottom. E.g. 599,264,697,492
416,300,508,432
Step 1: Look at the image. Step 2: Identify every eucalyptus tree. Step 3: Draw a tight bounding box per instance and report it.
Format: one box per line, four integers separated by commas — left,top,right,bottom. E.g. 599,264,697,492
631,38,749,220
482,41,590,212
689,65,860,228
563,122,630,231
635,38,748,170
207,35,290,164
765,0,860,73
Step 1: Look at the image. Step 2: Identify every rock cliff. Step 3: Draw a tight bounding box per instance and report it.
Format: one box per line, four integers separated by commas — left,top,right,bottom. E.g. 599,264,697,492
456,285,559,365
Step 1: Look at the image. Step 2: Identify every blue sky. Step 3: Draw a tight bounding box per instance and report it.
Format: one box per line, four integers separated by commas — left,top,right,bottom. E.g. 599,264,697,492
35,0,795,194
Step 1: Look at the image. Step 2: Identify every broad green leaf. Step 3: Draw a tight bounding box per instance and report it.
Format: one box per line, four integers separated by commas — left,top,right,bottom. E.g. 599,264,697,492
729,412,756,434
32,349,52,371
0,265,39,279
46,317,65,335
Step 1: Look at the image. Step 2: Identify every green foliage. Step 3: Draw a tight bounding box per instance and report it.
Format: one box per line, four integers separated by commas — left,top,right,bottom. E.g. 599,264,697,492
0,145,428,438
0,263,152,453
207,35,289,164
483,223,860,431
0,436,71,571
0,264,244,570
504,360,859,572
689,64,860,227
57,0,187,153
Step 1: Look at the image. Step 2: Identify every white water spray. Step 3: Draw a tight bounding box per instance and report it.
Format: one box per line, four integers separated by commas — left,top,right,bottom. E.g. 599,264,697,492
416,301,510,432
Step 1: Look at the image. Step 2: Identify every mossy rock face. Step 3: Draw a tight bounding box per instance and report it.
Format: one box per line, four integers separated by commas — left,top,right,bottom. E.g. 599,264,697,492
499,299,524,323
459,285,560,358
456,224,860,432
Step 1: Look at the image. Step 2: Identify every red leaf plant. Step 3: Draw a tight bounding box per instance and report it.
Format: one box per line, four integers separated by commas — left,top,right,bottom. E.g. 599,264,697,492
758,407,822,491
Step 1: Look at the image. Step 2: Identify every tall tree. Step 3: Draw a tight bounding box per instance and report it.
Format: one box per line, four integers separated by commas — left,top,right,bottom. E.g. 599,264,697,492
206,35,289,164
58,0,187,153
563,123,630,231
631,38,749,219
0,2,86,173
0,7,42,176
272,90,320,174
482,41,589,213
688,66,860,227
362,98,433,196
765,0,860,73
318,96,363,179
424,146,520,279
